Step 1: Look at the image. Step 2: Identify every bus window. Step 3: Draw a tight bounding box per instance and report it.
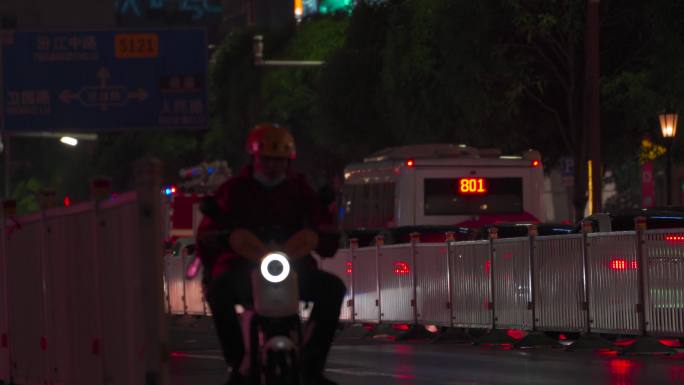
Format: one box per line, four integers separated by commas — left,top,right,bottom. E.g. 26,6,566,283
380,182,395,227
424,177,523,215
342,183,395,229
368,182,395,228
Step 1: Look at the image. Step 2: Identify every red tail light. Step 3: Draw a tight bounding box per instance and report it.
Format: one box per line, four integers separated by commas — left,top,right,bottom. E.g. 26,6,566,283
531,160,540,167
665,235,684,242
406,159,415,168
64,196,71,207
394,262,410,275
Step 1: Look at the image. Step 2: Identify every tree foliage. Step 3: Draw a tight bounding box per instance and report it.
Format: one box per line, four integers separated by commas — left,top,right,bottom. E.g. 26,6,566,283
10,0,684,216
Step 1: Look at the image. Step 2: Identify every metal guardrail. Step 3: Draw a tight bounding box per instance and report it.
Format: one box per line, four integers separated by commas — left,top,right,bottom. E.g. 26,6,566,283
644,230,684,337
164,225,684,340
534,234,585,332
0,160,169,385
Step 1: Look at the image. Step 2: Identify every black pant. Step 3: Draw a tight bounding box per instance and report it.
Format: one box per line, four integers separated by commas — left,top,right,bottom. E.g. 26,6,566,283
206,259,346,375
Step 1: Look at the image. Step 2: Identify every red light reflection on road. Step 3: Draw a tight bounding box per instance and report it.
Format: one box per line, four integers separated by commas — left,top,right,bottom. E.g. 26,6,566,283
613,338,636,347
392,324,411,331
659,339,682,348
507,329,527,340
597,349,619,357
671,366,684,383
608,358,637,385
391,345,417,381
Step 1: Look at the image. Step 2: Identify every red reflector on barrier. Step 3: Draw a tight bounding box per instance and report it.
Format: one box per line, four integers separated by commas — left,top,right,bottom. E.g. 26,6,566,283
393,262,410,275
559,334,567,341
345,262,353,274
40,336,47,351
610,259,637,270
610,259,627,270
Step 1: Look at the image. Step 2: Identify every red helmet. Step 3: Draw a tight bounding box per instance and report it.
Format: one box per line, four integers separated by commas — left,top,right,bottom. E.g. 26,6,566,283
245,123,296,160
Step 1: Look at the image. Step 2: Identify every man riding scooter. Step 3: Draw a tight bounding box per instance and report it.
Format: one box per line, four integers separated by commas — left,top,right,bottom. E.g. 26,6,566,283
196,123,346,385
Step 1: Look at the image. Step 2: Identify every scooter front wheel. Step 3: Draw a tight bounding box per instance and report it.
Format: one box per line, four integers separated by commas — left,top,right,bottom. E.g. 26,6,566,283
264,349,299,385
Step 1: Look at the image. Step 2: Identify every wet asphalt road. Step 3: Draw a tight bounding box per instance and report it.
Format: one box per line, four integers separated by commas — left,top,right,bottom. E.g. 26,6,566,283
168,317,684,385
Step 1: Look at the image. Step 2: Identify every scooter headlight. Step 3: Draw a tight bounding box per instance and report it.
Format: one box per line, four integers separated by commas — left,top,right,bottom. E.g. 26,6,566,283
260,252,291,283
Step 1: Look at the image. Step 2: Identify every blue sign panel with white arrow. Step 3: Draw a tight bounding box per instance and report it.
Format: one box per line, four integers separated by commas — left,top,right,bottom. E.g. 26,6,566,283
1,28,208,132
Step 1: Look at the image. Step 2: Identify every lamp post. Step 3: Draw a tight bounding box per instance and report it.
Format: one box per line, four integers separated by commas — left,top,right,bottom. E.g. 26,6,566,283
659,112,679,206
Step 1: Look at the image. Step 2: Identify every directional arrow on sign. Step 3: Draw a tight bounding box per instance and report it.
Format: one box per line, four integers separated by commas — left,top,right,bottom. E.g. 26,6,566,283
97,67,111,88
59,90,79,104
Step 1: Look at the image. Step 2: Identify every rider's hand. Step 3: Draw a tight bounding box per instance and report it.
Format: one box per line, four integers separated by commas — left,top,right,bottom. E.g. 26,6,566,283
228,228,270,262
282,228,319,260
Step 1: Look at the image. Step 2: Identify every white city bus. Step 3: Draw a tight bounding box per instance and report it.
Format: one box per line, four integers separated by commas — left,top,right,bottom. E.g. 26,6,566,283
340,144,545,242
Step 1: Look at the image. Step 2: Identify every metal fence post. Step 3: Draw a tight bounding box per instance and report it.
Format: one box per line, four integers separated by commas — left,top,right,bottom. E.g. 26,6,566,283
37,193,52,385
445,232,455,328
620,216,675,355
528,225,537,331
0,200,13,384
181,253,188,315
475,227,517,345
514,225,559,348
90,181,109,385
409,232,420,325
567,220,614,351
635,216,648,336
134,157,168,385
374,235,384,323
349,238,359,324
165,271,173,315
581,220,593,334
488,227,498,331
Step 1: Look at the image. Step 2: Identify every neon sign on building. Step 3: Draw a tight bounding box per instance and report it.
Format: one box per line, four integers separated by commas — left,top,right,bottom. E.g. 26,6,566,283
116,0,222,21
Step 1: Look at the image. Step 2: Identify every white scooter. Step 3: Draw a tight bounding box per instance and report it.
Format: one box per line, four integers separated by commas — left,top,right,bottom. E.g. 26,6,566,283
240,252,302,385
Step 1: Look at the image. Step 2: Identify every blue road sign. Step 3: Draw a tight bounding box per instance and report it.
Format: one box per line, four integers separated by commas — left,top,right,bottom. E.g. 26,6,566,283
1,28,208,132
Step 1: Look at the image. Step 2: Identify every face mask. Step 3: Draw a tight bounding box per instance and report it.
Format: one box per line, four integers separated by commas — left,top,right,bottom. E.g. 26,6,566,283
254,171,286,188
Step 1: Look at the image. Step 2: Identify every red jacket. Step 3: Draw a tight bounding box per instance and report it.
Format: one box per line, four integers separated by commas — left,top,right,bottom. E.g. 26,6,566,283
196,165,320,279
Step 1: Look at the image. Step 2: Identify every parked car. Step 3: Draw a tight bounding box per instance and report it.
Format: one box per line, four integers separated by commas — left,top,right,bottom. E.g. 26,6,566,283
475,222,575,240
577,209,684,232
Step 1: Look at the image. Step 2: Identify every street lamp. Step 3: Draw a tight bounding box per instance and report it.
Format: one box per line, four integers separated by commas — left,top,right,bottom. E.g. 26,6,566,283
659,112,679,205
59,136,78,146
